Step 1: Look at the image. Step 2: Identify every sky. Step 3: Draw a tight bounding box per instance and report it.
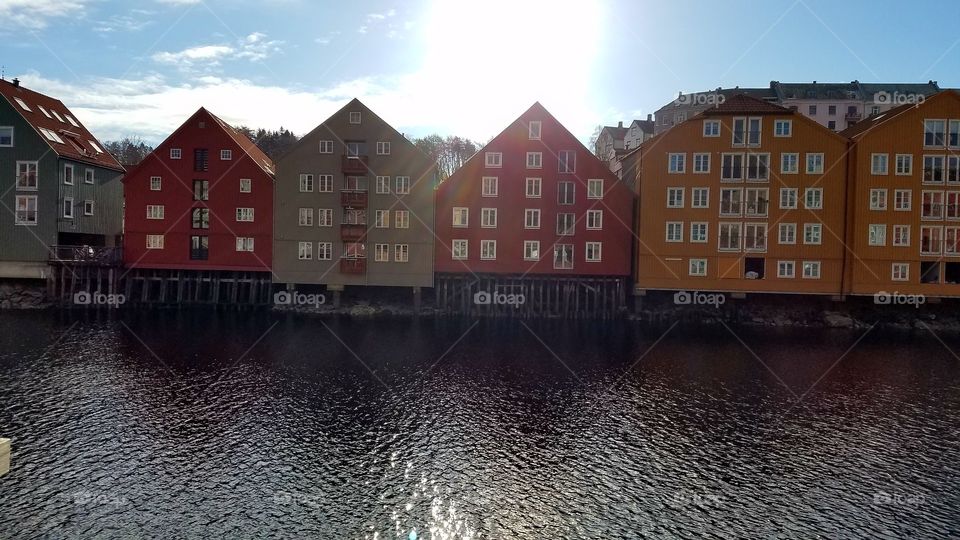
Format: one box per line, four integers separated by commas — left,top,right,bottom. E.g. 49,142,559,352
2,0,959,146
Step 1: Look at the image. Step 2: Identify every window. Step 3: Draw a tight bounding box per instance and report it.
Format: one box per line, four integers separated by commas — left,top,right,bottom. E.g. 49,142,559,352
146,235,164,250
922,191,944,219
693,153,710,174
894,189,912,211
869,224,887,246
317,242,332,260
344,176,366,191
690,222,708,243
482,176,498,196
804,188,823,209
779,187,798,209
376,176,390,194
82,169,94,185
774,119,792,137
189,235,209,260
299,174,314,192
587,179,603,199
896,154,913,175
587,210,603,230
703,120,720,137
921,226,943,254
16,162,37,190
691,188,709,208
923,155,945,183
168,148,181,160
666,222,683,242
298,208,314,227
924,119,946,146
452,239,468,260
744,223,767,251
65,114,79,128
553,245,574,269
149,176,162,191
319,140,334,153
828,105,837,116
318,175,333,192
485,152,502,168
376,141,391,155
528,121,542,140
526,177,541,198
718,223,741,251
392,210,408,229
668,153,686,173
869,189,888,210
220,149,232,161
947,192,960,219
721,154,743,181
950,120,960,148
688,258,707,276
63,165,74,185
524,209,540,229
236,237,255,252
558,182,575,205
318,208,333,227
298,241,313,260
746,153,769,181
0,126,12,147
523,241,540,261
871,153,889,175
779,223,796,244
40,128,63,144
146,204,165,220
803,223,822,245
394,244,410,263
194,149,209,172
526,152,542,169
236,208,254,222
349,111,361,124
947,227,960,255
585,242,602,262
809,105,817,115
720,188,742,216
734,117,761,146
667,187,684,208
806,153,824,174
557,213,576,236
375,210,389,228
343,208,366,225
14,97,31,111
778,261,795,278
375,244,390,262
395,176,411,194
240,178,252,193
892,263,909,281
193,180,209,201
14,195,37,225
452,207,469,227
192,208,210,229
893,225,910,247
51,110,64,123
949,156,960,183
781,153,799,174
558,150,576,173
62,198,75,219
802,261,821,279
732,118,746,145
480,240,496,260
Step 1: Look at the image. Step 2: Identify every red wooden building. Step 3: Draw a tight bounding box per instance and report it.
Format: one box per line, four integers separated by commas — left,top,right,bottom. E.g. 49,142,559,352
435,102,635,316
123,108,275,273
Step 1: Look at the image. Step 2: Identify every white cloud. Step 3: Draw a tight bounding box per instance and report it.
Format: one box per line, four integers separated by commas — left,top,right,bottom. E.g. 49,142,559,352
0,0,89,30
151,32,284,69
155,0,201,5
94,10,155,33
153,45,236,66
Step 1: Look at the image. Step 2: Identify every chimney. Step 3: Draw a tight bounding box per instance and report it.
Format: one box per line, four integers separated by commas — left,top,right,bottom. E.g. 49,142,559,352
617,121,623,128
12,78,19,88
646,114,652,121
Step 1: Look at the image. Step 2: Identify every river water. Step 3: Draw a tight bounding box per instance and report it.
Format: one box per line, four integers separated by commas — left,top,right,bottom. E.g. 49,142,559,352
0,311,957,539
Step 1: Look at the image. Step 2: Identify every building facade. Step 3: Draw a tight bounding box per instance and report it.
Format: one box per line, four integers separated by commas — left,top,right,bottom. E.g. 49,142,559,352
0,78,124,278
273,98,436,296
123,107,275,272
635,95,849,296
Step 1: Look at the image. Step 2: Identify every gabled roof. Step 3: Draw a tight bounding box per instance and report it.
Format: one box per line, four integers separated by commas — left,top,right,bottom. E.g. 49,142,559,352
628,118,655,135
772,81,863,101
599,124,628,141
0,78,123,171
840,90,960,139
701,94,793,115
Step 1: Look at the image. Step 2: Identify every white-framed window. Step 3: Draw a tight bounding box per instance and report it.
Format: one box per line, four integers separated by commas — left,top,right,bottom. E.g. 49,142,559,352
299,174,314,192
667,187,684,208
558,182,575,205
349,111,361,124
779,223,796,244
394,210,409,229
14,195,37,225
523,240,540,261
774,119,792,137
452,239,468,260
949,156,960,183
170,148,181,160
803,223,822,245
891,263,909,281
63,164,74,185
666,221,683,242
319,140,334,153
60,197,74,219
298,208,314,226
395,176,411,195
718,222,742,251
721,153,743,181
868,224,887,246
693,153,710,173
375,210,389,228
240,178,252,193
777,260,796,278
668,153,686,173
923,155,945,183
481,208,497,228
236,208,254,222
871,153,889,175
318,208,333,227
316,242,332,260
585,242,602,262
526,152,542,169
16,161,38,190
587,179,603,199
802,261,821,279
690,222,708,243
781,153,799,174
146,235,164,250
525,209,541,229
804,188,823,209
374,243,390,262
922,190,944,219
733,117,761,146
148,176,162,192
235,237,254,252
84,169,95,184
318,175,333,192
485,152,502,168
869,189,888,210
553,244,574,269
951,120,960,148
394,244,409,263
691,187,709,208
746,153,770,181
806,153,824,174
558,150,576,173
526,177,541,198
924,119,946,146
0,126,13,147
83,200,94,216
703,120,720,137
298,241,313,260
482,176,498,196
587,209,603,230
745,187,769,216
557,213,575,236
894,189,912,211
480,240,497,260
744,222,767,251
376,176,390,194
720,187,743,216
921,225,943,254
376,141,391,155
452,207,469,227
146,205,165,220
893,225,911,247
220,149,232,161
528,120,542,140
689,258,707,276
896,154,913,175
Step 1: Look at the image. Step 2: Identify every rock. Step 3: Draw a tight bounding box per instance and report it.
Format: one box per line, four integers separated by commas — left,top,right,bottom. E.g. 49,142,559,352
823,311,855,328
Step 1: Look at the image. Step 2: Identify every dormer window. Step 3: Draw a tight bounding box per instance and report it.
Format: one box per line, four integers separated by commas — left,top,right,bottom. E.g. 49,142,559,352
349,111,361,124
14,98,31,112
51,110,65,123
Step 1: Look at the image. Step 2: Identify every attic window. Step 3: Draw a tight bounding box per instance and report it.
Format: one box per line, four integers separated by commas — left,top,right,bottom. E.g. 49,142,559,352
38,106,52,119
51,110,65,123
14,98,31,112
65,115,80,128
88,140,103,153
349,111,361,124
40,128,64,144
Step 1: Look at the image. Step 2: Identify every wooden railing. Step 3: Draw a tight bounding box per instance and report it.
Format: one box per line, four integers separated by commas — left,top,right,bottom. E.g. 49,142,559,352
49,245,122,265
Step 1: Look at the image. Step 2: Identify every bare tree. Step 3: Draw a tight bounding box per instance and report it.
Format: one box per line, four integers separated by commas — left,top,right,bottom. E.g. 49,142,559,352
102,137,153,167
414,134,481,182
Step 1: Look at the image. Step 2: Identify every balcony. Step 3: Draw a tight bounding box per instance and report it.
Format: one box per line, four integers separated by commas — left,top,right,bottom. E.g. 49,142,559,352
341,155,369,174
341,224,367,242
845,112,862,121
341,191,368,208
340,258,367,274
49,245,122,266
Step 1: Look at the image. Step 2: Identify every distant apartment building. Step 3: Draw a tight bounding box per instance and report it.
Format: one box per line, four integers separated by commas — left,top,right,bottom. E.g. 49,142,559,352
123,107,275,272
272,98,436,299
635,95,849,296
0,78,124,278
596,117,654,181
841,90,960,297
653,87,775,135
